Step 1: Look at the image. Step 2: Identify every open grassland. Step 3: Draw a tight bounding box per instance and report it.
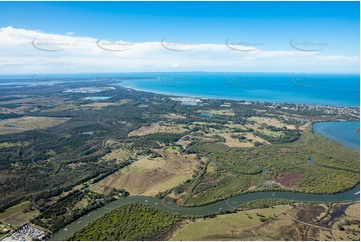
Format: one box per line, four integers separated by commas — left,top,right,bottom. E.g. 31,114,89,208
171,202,360,241
81,99,131,109
0,202,39,228
0,97,55,106
99,148,132,162
345,202,360,217
68,203,181,241
197,109,236,116
248,116,297,129
90,150,197,196
128,122,188,136
218,133,255,147
81,102,117,109
245,132,270,143
171,205,293,240
327,203,360,241
0,116,69,135
224,123,248,130
256,128,284,137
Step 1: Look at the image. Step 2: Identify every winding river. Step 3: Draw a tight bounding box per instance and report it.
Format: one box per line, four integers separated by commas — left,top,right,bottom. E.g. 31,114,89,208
49,121,360,241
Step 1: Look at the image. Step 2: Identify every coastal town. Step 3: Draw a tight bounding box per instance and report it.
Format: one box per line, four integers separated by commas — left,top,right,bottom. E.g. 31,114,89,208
170,96,359,119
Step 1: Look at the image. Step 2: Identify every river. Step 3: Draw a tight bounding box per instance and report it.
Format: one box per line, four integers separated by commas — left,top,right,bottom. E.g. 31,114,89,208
49,121,360,240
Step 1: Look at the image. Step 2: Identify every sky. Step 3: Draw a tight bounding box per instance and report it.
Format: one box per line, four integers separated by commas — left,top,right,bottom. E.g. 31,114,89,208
0,1,359,74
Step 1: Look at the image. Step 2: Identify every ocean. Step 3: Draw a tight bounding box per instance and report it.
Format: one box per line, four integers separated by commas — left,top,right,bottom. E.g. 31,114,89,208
0,72,359,107
116,73,360,107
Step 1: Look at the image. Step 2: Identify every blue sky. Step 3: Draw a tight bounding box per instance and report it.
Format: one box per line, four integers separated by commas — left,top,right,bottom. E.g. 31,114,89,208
0,1,359,74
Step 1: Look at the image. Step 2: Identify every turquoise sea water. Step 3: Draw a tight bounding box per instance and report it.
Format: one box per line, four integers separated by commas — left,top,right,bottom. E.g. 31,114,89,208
0,73,359,107
116,73,360,107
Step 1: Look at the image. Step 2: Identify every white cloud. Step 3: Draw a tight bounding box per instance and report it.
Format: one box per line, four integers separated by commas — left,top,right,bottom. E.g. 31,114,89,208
0,26,359,74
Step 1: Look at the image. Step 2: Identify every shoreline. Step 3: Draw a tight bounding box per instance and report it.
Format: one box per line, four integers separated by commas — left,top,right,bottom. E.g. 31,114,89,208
0,75,359,108
119,83,361,109
312,121,360,151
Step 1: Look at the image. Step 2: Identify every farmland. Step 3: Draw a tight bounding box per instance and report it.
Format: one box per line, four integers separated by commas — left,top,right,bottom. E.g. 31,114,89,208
90,150,197,196
0,79,358,239
0,116,69,135
170,202,360,241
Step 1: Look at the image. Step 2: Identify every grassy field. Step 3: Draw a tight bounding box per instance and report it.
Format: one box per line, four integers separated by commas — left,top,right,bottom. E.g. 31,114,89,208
218,133,255,147
99,147,132,163
0,116,69,135
171,205,293,240
171,202,360,241
127,122,188,136
329,203,360,241
0,202,39,228
257,128,284,137
248,116,297,129
80,102,117,109
90,150,197,196
166,145,181,151
68,203,181,241
197,109,236,116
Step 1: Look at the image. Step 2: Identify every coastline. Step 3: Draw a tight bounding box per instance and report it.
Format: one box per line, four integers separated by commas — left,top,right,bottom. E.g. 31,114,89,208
48,120,361,240
119,83,361,109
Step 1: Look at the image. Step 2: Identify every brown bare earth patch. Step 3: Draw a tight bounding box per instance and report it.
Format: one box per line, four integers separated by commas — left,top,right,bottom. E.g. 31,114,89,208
275,172,304,188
